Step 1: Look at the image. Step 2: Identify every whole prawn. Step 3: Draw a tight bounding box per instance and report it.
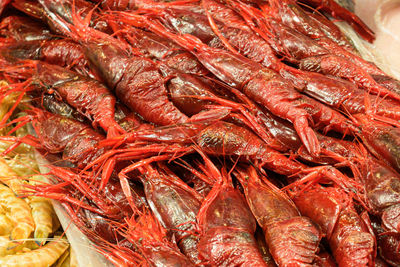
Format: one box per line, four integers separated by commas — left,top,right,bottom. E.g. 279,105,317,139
196,156,269,266
32,62,124,137
293,184,376,266
1,39,90,76
235,165,322,266
0,237,69,267
28,110,105,168
121,163,204,265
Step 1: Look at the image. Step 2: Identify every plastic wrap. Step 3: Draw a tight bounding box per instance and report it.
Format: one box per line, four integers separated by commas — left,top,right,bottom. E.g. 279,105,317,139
34,151,114,267
350,0,400,80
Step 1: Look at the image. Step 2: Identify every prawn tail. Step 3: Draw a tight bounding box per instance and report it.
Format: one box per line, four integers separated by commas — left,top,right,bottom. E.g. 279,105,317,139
294,116,320,157
105,124,126,139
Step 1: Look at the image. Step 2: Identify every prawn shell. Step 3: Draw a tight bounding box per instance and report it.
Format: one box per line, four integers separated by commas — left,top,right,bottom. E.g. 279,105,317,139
198,180,267,266
197,121,305,176
265,217,321,266
0,184,34,241
0,158,25,196
141,166,202,264
0,214,12,236
0,237,69,267
359,159,400,213
198,227,268,266
28,175,55,244
294,186,375,266
357,118,400,173
168,72,216,116
0,16,52,42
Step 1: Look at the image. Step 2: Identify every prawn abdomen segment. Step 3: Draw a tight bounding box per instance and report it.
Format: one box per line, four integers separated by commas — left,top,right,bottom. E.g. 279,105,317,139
116,57,188,125
198,227,268,266
265,217,322,266
244,70,320,155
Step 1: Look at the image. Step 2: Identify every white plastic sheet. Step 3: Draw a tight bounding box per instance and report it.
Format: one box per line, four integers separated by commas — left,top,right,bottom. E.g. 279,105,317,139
353,0,400,79
34,151,114,267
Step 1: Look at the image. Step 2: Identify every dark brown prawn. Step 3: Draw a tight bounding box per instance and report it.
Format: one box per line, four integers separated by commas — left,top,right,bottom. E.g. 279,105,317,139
370,217,400,266
35,93,87,123
355,115,400,173
29,110,105,168
356,158,400,235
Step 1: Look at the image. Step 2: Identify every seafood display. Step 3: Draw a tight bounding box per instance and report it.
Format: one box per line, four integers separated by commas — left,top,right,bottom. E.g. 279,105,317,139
0,0,400,266
0,81,71,266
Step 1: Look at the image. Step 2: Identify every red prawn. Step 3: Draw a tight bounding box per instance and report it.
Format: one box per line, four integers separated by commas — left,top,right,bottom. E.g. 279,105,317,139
235,165,322,266
121,162,205,265
196,156,269,266
293,184,376,266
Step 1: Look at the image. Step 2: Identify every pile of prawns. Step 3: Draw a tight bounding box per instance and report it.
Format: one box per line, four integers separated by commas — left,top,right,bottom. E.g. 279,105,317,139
1,0,400,266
